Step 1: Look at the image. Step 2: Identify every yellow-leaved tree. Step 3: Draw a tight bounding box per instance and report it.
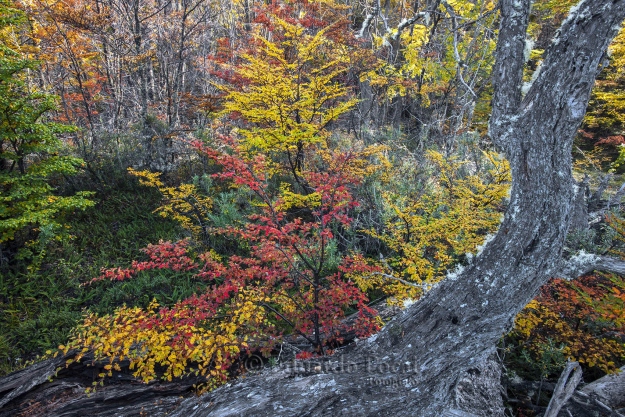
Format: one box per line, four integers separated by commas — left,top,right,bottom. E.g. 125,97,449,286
218,15,357,174
357,0,498,137
585,27,625,136
354,150,510,304
65,7,386,389
127,168,212,240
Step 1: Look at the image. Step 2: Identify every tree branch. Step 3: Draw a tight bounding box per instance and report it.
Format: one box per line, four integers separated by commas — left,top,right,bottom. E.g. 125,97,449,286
441,0,478,98
357,1,439,41
520,0,625,134
555,252,625,281
367,272,434,291
488,0,531,151
388,12,430,41
544,361,583,417
357,10,377,39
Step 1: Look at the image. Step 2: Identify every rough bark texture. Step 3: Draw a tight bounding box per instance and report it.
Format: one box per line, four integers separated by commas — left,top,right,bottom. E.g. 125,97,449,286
580,366,625,410
2,1,625,416
489,0,531,150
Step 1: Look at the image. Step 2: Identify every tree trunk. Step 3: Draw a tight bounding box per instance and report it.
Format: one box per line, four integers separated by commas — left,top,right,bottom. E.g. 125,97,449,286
2,1,625,416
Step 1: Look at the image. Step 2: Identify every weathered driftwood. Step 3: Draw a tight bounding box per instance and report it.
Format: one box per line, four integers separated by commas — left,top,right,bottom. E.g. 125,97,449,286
0,350,203,417
543,361,583,417
558,365,625,417
503,365,625,417
580,366,625,410
2,1,625,416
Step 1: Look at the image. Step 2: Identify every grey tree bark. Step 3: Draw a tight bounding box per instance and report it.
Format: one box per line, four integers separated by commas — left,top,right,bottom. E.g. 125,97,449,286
2,1,625,416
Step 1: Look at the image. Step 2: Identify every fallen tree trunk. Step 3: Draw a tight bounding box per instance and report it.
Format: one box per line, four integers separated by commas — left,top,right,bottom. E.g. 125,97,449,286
0,351,202,417
580,365,625,410
2,1,625,416
504,365,625,416
543,361,583,417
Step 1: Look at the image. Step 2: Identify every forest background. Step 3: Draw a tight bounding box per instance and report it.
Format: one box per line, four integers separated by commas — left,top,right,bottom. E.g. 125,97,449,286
1,0,624,413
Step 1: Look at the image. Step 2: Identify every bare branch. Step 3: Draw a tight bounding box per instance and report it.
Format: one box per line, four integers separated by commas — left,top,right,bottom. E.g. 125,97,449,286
357,8,377,39
555,253,625,281
358,1,439,41
544,361,583,417
388,12,430,41
367,272,433,291
441,1,478,99
376,0,389,32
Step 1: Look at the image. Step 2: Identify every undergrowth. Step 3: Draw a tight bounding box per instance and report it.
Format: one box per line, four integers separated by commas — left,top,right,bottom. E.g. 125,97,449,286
0,179,187,376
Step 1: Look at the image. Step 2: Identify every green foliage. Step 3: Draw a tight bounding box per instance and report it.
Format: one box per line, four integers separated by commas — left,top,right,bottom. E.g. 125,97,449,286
0,1,93,265
0,185,183,376
205,188,253,253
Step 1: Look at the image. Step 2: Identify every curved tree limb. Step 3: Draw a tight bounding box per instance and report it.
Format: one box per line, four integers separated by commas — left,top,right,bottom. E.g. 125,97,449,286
555,253,625,281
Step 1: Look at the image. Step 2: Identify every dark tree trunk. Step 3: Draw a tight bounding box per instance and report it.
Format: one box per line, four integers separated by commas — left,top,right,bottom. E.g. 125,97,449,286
2,1,625,416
